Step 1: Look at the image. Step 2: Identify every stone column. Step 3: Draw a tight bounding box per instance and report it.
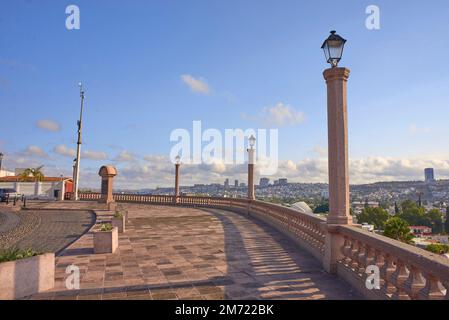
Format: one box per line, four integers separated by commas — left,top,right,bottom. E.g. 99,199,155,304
58,180,65,201
174,163,180,203
324,67,352,225
98,166,117,204
247,147,255,200
322,67,352,274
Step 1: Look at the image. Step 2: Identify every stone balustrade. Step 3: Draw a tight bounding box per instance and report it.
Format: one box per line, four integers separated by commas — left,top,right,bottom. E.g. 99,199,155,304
76,192,449,300
337,225,449,300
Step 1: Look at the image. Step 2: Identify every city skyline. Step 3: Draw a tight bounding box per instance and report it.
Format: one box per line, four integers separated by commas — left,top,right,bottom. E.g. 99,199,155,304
2,1,449,189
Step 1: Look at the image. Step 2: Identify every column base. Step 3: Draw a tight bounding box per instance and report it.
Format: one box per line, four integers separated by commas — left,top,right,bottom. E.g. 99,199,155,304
326,215,353,225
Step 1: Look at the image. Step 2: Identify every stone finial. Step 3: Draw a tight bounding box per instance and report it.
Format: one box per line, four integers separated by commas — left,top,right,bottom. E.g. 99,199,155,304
98,165,117,204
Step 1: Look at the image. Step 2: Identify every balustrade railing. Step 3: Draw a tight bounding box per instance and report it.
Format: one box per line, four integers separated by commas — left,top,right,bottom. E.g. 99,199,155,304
338,225,449,300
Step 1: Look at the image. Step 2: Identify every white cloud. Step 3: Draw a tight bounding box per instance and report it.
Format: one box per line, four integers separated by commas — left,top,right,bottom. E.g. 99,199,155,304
242,102,305,127
83,150,108,161
36,119,61,132
181,74,211,94
53,144,76,158
114,151,135,162
22,145,48,158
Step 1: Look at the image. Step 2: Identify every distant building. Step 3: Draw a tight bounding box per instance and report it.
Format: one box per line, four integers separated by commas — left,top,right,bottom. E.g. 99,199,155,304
321,190,329,199
224,178,229,189
0,169,15,178
291,201,312,214
239,183,246,187
234,180,238,188
0,175,73,200
278,178,288,185
424,168,435,183
259,178,270,187
410,226,432,237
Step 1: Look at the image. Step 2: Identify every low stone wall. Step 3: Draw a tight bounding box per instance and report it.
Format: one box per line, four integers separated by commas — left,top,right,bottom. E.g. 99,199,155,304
0,253,55,300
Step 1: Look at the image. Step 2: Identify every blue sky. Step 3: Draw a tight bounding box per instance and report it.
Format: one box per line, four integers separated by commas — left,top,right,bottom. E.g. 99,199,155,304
1,0,449,188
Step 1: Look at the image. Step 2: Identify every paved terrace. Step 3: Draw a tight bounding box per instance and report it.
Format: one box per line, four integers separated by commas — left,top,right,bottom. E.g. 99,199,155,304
23,202,360,300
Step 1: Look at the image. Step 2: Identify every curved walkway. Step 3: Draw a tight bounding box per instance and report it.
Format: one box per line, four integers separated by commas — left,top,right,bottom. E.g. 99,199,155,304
30,203,361,300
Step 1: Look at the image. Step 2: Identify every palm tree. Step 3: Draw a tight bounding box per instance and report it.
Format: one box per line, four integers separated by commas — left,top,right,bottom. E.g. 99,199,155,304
20,166,45,182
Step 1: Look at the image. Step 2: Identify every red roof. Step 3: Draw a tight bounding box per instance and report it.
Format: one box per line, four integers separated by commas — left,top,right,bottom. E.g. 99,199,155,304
0,176,72,182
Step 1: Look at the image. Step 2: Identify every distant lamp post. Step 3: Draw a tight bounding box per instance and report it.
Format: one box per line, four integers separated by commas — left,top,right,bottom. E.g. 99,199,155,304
0,152,4,173
73,82,85,201
321,30,346,68
247,135,256,200
174,155,181,202
322,30,352,225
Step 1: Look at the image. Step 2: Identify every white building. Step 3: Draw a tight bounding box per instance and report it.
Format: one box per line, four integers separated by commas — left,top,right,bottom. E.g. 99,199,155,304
0,176,73,200
0,169,15,178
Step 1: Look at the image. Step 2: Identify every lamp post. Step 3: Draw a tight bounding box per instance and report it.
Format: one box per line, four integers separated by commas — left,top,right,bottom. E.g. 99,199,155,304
322,30,352,225
247,135,256,200
73,82,85,201
0,152,4,173
174,155,181,203
321,30,353,274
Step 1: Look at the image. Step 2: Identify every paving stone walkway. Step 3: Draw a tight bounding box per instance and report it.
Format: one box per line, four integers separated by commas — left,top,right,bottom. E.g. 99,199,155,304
29,203,361,300
0,207,94,253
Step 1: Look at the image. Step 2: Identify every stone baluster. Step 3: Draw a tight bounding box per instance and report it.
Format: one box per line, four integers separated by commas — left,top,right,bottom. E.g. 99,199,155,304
391,259,410,300
381,253,396,296
356,241,367,275
349,240,359,270
402,265,425,299
341,236,352,266
418,273,445,300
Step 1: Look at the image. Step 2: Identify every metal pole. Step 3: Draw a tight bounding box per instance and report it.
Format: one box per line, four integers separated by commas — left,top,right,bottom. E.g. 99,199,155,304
73,83,85,201
0,153,3,172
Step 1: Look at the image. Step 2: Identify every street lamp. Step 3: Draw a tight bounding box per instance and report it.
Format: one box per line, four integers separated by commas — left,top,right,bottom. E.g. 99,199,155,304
73,82,85,200
247,135,256,200
0,152,4,172
321,30,346,68
174,155,181,202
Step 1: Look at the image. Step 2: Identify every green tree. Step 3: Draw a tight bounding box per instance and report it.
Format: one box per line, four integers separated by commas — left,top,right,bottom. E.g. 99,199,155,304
445,207,449,234
20,166,45,182
425,243,449,254
398,200,427,226
357,207,389,230
394,202,400,215
427,208,444,234
313,202,329,214
383,217,414,244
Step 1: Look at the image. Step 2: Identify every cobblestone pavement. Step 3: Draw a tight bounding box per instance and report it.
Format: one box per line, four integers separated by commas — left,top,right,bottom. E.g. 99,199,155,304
0,207,94,253
30,203,361,300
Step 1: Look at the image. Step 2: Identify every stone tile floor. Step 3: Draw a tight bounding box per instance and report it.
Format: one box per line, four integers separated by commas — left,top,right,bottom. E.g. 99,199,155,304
28,202,361,300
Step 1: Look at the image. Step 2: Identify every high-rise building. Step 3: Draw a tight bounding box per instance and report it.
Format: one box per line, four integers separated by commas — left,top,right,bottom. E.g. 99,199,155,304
259,177,270,187
424,168,435,183
279,178,288,185
224,178,230,189
234,180,238,187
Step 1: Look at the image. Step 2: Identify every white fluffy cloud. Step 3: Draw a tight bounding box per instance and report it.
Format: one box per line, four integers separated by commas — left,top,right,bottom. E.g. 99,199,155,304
36,119,61,132
22,145,48,158
181,74,211,94
53,144,76,157
83,150,108,161
114,151,135,162
242,102,305,127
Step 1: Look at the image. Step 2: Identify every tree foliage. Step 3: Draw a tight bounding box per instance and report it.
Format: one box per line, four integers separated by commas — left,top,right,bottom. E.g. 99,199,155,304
383,217,414,244
19,166,45,182
357,207,389,230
